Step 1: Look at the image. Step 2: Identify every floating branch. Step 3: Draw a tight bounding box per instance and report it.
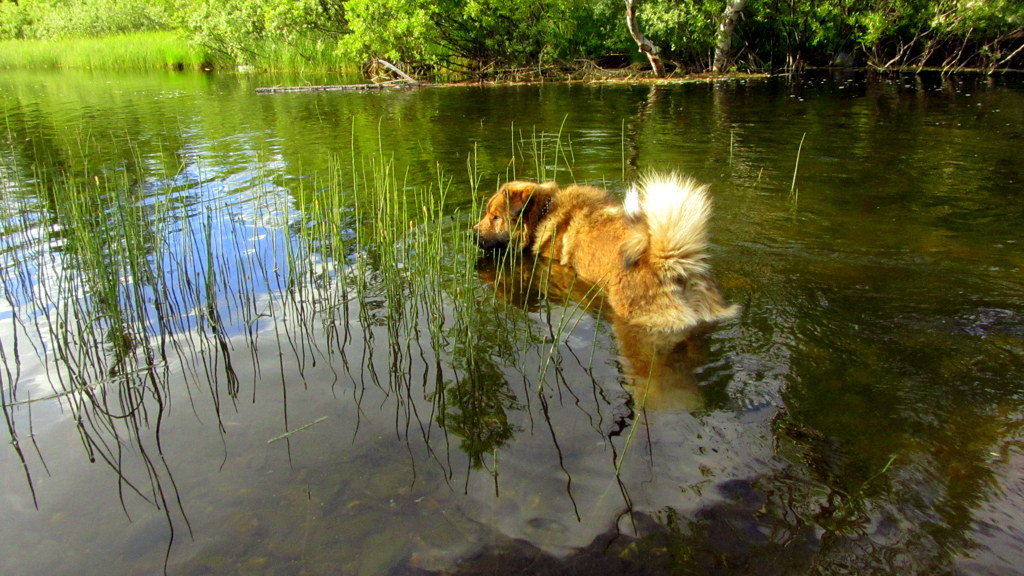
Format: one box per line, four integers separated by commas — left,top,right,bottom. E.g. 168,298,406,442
256,82,416,94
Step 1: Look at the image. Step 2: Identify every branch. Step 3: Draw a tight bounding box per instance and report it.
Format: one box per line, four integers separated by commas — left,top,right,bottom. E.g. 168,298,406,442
624,0,665,76
375,58,418,84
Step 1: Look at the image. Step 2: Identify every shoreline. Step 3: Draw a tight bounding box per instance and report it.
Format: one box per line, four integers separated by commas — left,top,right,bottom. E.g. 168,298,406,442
252,66,1024,95
1,34,1020,85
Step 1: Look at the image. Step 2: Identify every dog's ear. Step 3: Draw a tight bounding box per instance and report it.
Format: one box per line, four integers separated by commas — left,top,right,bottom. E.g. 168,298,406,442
499,181,536,219
499,181,557,219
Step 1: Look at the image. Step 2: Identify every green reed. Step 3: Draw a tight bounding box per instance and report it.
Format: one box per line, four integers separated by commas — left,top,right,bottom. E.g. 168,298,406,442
790,132,806,207
510,117,575,184
0,122,611,499
0,126,562,397
0,31,210,70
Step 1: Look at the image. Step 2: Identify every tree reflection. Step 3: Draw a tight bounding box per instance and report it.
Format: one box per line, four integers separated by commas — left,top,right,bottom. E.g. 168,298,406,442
440,339,520,470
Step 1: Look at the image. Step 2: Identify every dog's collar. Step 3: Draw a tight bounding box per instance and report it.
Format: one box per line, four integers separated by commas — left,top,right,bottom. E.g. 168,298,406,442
538,197,554,219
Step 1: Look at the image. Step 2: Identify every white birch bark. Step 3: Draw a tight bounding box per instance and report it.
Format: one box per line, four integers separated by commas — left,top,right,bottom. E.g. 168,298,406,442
713,0,747,73
624,0,666,76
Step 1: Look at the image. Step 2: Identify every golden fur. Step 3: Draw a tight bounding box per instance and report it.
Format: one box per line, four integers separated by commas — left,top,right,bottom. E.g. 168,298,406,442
473,173,738,334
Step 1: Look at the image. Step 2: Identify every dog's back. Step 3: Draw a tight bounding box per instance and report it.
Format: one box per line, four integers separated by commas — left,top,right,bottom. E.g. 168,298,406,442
530,184,628,270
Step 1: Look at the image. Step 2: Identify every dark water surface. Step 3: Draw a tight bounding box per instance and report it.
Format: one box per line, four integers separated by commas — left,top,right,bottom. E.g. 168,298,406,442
1,69,1022,575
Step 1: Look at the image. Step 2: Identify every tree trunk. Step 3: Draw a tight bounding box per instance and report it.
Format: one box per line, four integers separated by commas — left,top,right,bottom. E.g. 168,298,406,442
712,0,746,73
624,0,665,76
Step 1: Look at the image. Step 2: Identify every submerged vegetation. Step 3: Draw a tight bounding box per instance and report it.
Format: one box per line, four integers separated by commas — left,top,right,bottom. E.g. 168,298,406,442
0,0,1022,75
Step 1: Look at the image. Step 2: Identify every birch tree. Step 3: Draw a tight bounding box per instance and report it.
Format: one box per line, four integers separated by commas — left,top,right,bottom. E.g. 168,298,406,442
713,0,746,72
625,0,666,75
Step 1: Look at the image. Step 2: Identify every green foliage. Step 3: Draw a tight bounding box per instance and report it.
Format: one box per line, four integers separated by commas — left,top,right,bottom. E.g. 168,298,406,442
338,0,439,68
0,0,176,40
739,0,1024,69
946,0,1024,36
430,0,621,67
853,0,932,49
432,0,560,68
180,0,265,64
638,0,720,66
337,0,629,75
0,0,1021,73
740,0,858,67
844,0,1024,69
0,2,33,40
179,0,347,66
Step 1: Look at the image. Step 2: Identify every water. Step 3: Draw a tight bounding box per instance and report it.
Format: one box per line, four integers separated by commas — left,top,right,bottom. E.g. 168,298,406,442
1,68,1022,575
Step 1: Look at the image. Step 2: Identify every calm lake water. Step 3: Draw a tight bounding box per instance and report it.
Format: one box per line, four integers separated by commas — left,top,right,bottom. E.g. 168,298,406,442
1,69,1022,576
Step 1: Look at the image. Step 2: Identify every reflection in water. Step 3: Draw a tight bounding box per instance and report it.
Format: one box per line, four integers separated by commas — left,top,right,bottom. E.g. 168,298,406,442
476,252,712,413
0,70,1023,575
473,250,731,532
613,324,708,413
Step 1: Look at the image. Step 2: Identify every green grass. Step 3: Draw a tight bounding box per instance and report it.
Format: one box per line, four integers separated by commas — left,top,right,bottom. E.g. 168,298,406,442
0,31,211,70
0,31,359,72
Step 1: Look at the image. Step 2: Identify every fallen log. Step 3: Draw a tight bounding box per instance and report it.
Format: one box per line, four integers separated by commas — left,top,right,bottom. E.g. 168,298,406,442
255,81,416,94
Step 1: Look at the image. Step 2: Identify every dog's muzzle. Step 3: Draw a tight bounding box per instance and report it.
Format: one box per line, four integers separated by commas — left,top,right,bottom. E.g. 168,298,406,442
475,230,511,251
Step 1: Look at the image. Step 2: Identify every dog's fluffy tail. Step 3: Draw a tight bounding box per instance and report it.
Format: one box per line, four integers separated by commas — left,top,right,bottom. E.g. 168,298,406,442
622,172,713,278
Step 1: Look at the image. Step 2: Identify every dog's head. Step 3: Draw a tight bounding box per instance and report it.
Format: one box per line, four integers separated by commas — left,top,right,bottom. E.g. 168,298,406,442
473,180,557,251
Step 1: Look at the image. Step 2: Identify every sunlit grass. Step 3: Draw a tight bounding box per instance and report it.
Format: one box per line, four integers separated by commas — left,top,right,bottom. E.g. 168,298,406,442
0,31,359,72
0,31,211,70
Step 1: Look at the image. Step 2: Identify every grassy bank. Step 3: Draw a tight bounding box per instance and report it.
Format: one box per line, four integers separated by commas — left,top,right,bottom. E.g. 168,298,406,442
0,31,211,70
0,31,360,73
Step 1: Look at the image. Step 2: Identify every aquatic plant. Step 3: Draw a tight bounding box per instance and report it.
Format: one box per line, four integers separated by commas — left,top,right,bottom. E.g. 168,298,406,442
0,122,627,556
790,132,806,207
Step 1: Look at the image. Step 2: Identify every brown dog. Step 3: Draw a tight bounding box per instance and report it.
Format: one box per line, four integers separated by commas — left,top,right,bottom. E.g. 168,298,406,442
473,173,738,334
